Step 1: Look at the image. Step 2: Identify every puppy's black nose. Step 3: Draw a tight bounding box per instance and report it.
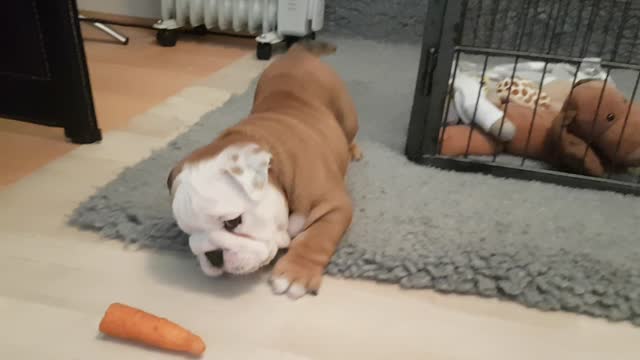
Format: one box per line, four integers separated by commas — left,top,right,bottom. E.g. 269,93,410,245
204,249,224,268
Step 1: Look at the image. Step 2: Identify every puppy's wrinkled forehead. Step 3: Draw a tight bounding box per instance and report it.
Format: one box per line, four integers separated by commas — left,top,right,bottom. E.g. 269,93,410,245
221,143,272,201
169,143,272,229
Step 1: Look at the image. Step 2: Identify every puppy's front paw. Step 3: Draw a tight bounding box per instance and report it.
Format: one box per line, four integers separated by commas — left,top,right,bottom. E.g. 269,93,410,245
269,253,323,299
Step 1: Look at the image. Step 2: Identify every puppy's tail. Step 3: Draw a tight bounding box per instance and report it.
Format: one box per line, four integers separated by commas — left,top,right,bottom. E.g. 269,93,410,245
290,39,337,57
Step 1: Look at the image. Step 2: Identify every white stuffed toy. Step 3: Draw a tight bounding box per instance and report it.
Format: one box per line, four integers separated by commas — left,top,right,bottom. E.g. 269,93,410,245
443,58,611,145
445,71,516,141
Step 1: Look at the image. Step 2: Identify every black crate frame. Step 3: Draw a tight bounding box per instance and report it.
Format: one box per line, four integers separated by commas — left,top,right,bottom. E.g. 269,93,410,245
405,0,640,196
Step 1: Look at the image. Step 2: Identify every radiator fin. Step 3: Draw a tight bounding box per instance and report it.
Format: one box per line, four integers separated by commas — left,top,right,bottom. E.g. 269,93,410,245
161,0,278,34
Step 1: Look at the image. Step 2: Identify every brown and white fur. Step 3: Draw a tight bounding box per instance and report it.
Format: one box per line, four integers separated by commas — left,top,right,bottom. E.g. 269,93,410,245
167,40,361,299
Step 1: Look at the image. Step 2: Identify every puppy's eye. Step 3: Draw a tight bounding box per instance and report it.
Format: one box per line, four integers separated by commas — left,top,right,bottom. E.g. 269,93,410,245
606,113,616,122
223,215,242,231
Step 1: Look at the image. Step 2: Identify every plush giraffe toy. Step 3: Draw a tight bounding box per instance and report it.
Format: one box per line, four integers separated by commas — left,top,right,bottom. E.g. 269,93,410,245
493,78,553,110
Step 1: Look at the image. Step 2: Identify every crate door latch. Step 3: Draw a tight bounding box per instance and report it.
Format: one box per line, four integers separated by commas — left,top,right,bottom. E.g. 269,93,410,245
421,47,438,96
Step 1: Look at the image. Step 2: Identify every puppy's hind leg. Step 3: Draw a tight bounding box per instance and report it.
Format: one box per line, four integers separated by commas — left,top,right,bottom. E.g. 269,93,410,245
350,142,363,161
337,86,362,162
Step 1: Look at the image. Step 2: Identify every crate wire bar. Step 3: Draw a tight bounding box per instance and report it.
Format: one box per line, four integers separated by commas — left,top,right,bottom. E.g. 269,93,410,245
406,0,640,195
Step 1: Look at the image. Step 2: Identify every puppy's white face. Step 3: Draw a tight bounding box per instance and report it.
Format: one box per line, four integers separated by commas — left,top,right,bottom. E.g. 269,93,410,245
170,143,291,276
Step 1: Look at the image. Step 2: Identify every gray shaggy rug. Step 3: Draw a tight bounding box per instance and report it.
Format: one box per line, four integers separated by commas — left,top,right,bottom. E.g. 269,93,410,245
69,38,640,326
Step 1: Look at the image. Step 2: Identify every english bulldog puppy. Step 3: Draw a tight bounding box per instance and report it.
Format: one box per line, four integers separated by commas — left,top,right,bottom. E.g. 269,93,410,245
167,40,362,299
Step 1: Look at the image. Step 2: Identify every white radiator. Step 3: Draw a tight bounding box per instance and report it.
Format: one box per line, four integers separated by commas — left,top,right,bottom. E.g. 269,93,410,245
158,0,324,37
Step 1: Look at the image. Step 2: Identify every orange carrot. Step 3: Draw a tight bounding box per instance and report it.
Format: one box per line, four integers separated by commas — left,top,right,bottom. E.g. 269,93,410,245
98,303,206,356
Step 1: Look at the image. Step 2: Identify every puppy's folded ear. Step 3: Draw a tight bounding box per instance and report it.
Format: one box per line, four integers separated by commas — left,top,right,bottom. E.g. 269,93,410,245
223,144,272,201
167,163,183,196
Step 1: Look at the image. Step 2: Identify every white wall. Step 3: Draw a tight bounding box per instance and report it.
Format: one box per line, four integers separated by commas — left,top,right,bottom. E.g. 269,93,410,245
78,0,161,19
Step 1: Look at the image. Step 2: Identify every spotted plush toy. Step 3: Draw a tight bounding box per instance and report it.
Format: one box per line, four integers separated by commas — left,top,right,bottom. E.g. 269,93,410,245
494,78,552,110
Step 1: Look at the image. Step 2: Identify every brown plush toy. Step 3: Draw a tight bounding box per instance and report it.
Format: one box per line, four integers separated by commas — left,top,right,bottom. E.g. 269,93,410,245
440,79,640,177
563,80,640,171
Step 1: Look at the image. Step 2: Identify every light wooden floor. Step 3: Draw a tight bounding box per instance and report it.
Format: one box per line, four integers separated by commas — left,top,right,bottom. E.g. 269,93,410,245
0,24,252,188
1,24,640,360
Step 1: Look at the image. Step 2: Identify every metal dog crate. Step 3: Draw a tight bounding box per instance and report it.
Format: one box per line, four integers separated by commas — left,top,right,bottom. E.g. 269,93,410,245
406,0,640,195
